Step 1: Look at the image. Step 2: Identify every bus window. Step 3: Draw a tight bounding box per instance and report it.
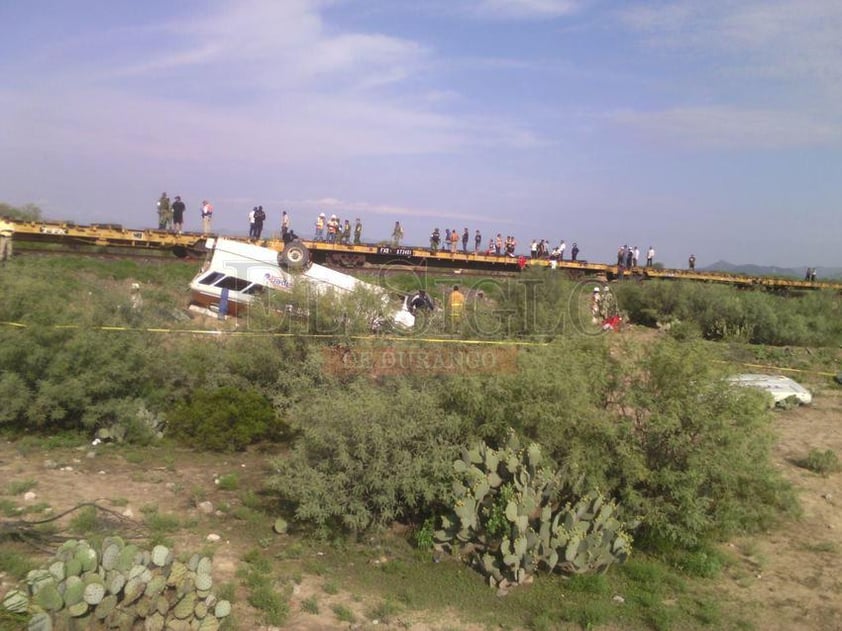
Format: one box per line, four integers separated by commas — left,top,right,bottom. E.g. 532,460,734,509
216,276,252,292
198,271,225,286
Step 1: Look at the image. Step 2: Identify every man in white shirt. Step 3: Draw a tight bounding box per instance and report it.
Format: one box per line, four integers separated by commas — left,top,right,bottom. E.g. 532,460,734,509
0,217,14,263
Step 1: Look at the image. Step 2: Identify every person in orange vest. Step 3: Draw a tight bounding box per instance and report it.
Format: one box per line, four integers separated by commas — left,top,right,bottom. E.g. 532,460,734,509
450,285,465,324
327,214,339,243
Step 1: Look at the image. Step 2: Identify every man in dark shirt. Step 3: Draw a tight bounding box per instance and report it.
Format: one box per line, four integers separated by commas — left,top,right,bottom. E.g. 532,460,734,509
171,196,186,233
409,289,434,314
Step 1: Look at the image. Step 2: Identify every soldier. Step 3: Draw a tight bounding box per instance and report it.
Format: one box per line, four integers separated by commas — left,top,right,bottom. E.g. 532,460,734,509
253,206,266,240
157,193,171,230
430,227,441,253
392,221,404,247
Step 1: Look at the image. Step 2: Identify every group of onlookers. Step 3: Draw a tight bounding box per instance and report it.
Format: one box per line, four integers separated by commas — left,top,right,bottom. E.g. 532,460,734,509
530,239,581,262
151,196,674,274
314,213,363,245
156,193,189,234
427,228,525,258
430,227,484,254
616,245,657,269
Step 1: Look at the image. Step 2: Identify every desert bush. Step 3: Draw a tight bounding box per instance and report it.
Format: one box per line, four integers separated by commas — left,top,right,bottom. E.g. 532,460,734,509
435,338,622,494
615,281,842,347
796,449,840,476
486,271,584,339
436,337,796,549
617,339,798,546
167,386,279,451
266,381,467,533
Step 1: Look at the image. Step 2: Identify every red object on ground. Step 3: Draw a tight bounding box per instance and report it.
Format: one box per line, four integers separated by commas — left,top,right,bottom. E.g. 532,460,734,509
603,315,622,331
517,256,527,270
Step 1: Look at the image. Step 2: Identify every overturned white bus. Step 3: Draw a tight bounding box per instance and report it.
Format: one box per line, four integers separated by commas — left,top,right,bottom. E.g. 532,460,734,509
188,238,415,328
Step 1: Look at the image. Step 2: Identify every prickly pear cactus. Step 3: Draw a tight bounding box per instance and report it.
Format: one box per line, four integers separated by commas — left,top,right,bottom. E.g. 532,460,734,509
435,431,632,588
0,538,233,628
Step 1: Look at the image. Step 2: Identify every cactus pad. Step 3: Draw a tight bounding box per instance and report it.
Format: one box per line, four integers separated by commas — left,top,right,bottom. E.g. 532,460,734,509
83,581,105,606
151,544,173,567
27,612,53,631
213,599,231,618
34,582,63,612
2,588,30,613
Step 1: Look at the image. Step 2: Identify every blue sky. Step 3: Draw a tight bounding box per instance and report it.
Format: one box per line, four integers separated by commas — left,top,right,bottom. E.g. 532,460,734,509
2,0,841,267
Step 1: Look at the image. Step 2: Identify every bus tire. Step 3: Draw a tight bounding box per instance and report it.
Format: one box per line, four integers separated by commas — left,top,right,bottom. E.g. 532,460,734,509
278,240,311,270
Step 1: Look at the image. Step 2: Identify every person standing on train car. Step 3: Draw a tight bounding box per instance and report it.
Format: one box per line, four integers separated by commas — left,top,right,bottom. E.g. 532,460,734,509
248,207,257,239
281,210,290,240
474,229,482,253
171,196,185,234
392,221,404,247
314,213,325,241
461,228,469,253
354,218,363,244
201,200,214,235
253,206,266,240
157,193,171,230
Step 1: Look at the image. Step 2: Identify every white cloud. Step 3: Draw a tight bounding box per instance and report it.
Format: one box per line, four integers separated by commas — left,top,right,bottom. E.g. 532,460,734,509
609,106,842,149
471,0,584,20
619,1,842,84
107,0,428,92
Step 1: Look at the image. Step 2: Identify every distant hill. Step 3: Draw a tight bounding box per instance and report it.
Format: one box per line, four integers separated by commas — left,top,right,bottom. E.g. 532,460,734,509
701,260,842,280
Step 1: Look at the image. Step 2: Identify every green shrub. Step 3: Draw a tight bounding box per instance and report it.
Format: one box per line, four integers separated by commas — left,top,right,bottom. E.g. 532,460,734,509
796,449,841,476
619,339,798,547
412,517,436,551
167,386,278,451
216,473,239,491
267,382,465,533
615,281,842,347
5,479,37,495
331,604,356,623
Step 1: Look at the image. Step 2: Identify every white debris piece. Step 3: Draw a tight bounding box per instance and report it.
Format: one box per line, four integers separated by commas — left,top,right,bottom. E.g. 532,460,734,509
728,374,812,405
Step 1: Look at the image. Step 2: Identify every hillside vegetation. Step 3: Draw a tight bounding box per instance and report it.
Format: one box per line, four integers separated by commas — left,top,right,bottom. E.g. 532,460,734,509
1,253,832,629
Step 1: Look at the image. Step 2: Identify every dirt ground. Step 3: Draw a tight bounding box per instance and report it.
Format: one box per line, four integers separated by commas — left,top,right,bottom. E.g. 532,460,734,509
1,380,841,630
717,380,842,631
